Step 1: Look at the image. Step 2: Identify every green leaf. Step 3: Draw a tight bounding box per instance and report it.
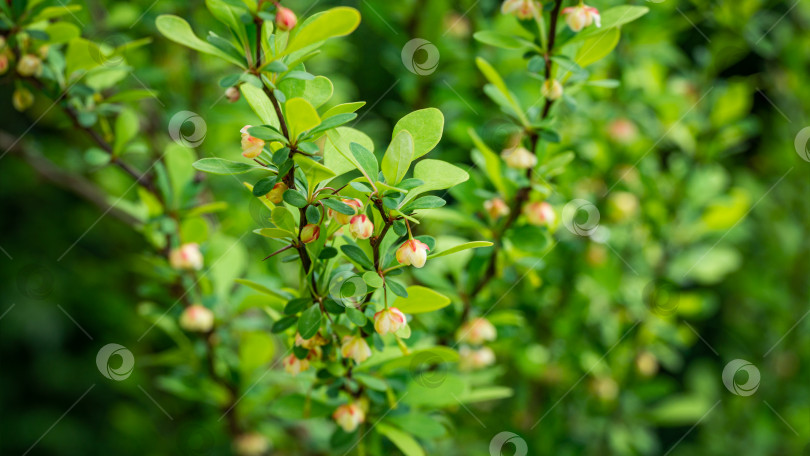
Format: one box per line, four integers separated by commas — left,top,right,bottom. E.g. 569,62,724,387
475,57,529,126
253,228,295,239
205,0,249,51
302,75,333,108
354,373,387,391
345,307,367,326
193,158,263,175
294,155,336,194
298,304,322,339
241,84,280,128
362,271,384,288
567,6,649,44
235,278,291,301
239,331,274,375
252,176,277,196
280,7,361,57
272,206,296,232
393,286,450,314
473,31,530,50
468,128,507,196
401,195,446,213
247,125,287,143
307,113,357,138
381,130,414,185
455,386,514,403
285,97,320,139
350,142,379,183
113,108,139,155
283,189,308,208
398,160,469,208
272,316,298,333
325,127,374,176
322,102,365,119
374,347,459,373
575,27,620,68
340,245,373,270
321,198,355,215
155,15,246,68
284,298,311,315
392,108,444,159
377,424,425,456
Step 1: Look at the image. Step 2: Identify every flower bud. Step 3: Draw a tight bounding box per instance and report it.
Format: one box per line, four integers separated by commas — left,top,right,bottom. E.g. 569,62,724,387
301,224,320,244
0,54,9,75
484,197,510,219
456,318,497,345
332,403,365,433
349,214,373,239
16,54,42,77
284,353,310,376
541,79,563,101
233,432,270,456
329,198,363,225
635,351,659,378
38,45,49,59
459,346,496,371
501,146,537,170
607,118,638,144
240,125,265,159
275,6,298,31
265,182,287,204
395,239,430,268
341,335,372,364
500,0,540,19
225,86,240,103
373,307,407,335
295,332,327,349
169,243,204,271
179,304,214,332
562,5,601,32
524,201,555,227
12,88,34,111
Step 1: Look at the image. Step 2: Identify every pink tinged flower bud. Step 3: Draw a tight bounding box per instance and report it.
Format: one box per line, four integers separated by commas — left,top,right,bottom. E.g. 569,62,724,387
179,305,214,332
16,54,42,77
169,243,204,271
240,125,265,159
233,432,269,456
341,335,372,364
607,118,638,144
301,224,320,244
457,318,497,345
225,87,240,103
284,353,310,376
501,146,537,170
333,403,365,433
562,5,601,32
373,307,407,335
265,182,287,204
349,214,373,239
524,201,555,227
12,87,33,111
542,79,563,101
395,239,430,268
500,0,540,20
329,198,363,225
459,346,496,371
484,198,510,219
275,6,298,31
0,54,8,75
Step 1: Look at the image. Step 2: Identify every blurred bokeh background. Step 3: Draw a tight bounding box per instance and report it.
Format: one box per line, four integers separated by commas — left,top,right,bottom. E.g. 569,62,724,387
2,0,809,454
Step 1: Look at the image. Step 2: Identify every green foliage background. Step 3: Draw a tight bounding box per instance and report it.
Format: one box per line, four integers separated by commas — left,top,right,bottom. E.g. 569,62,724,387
1,0,808,454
